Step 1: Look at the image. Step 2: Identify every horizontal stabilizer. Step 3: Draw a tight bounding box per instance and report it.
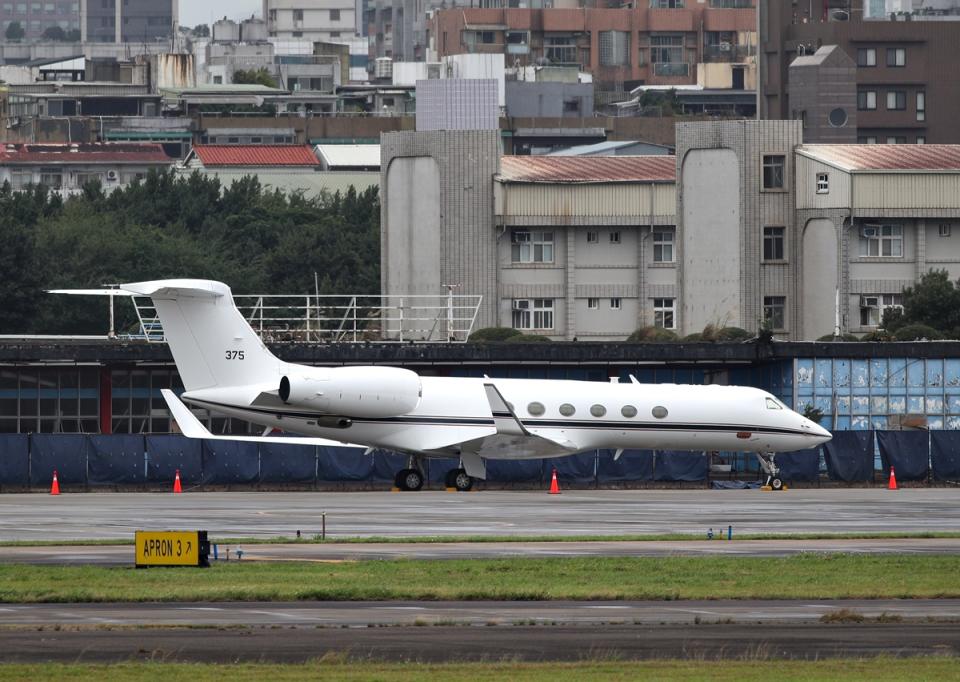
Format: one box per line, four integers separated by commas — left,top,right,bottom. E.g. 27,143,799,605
160,389,363,448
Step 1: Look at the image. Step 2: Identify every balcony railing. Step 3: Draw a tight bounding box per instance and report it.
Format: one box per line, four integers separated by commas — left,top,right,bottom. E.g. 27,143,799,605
653,61,690,77
709,0,753,7
703,45,752,63
130,293,484,344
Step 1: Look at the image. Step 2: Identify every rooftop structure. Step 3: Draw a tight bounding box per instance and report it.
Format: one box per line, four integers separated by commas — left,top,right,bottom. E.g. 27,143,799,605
315,143,380,171
497,156,676,184
797,144,960,172
184,145,321,169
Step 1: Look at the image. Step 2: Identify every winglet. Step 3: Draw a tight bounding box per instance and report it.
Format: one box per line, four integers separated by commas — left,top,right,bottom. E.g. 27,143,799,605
483,383,530,437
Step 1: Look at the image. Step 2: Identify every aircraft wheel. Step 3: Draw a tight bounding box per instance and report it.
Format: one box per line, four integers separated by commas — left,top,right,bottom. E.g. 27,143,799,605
401,468,424,492
394,469,409,491
770,477,784,491
452,468,473,492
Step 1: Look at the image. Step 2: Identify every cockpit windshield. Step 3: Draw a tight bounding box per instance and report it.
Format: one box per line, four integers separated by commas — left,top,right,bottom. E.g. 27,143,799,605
765,397,783,410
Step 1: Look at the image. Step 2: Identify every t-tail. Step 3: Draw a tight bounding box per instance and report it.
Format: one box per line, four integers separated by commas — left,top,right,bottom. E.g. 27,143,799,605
121,280,283,391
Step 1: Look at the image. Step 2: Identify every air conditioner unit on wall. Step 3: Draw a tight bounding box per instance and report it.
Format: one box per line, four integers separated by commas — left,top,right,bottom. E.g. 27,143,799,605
106,170,118,181
860,295,879,308
719,41,731,51
860,225,879,238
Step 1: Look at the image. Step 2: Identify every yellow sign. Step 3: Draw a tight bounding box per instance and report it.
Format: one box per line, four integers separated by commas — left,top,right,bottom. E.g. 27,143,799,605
135,530,208,567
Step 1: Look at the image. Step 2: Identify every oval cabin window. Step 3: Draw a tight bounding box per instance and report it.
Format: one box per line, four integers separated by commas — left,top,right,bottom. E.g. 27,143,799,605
652,406,668,419
559,403,576,417
590,404,607,418
527,401,545,416
621,405,638,418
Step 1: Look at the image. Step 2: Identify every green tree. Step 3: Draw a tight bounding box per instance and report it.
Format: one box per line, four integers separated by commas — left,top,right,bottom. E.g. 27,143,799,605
884,270,960,335
5,21,25,41
41,25,66,41
232,68,279,88
192,24,210,37
66,28,81,41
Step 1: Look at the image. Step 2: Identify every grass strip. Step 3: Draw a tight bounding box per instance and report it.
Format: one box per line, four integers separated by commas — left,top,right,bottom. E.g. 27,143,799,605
0,555,958,603
2,530,960,547
0,657,957,681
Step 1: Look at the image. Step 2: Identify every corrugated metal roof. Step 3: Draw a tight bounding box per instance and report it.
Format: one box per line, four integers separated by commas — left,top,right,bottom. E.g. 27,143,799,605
799,145,960,172
0,143,171,164
191,145,320,167
498,155,676,183
315,144,381,169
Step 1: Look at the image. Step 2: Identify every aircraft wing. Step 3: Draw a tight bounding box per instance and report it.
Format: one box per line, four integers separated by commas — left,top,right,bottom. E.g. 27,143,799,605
465,383,581,458
160,389,364,448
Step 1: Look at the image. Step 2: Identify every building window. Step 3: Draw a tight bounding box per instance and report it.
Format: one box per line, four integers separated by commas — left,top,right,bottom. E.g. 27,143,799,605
650,0,683,6
586,231,598,243
650,33,686,76
917,91,925,122
886,47,905,67
886,136,906,144
859,224,903,257
512,299,553,330
609,231,621,244
761,154,785,190
857,48,876,67
857,90,877,110
330,8,340,20
653,298,675,329
39,170,62,189
886,91,906,110
511,230,554,263
860,294,903,327
939,224,952,238
587,298,599,309
763,226,785,261
917,136,926,144
653,228,674,262
762,296,786,330
610,298,622,310
599,30,631,67
293,9,303,21
858,136,877,144
816,172,829,194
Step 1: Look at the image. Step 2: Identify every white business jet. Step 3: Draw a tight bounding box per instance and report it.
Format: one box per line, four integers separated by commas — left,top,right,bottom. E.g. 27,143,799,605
54,280,831,491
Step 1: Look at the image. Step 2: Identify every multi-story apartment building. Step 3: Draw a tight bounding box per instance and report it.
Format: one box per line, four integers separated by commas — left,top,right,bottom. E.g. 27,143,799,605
383,119,960,341
0,1,81,40
425,3,757,91
81,0,177,43
760,0,960,143
263,0,358,41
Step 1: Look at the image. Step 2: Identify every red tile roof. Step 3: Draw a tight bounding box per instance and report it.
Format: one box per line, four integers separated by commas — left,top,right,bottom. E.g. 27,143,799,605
799,144,960,172
498,155,676,183
0,143,171,164
191,145,320,167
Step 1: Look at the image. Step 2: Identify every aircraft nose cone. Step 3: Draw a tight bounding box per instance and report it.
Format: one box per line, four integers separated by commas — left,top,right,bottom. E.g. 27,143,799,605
811,421,832,443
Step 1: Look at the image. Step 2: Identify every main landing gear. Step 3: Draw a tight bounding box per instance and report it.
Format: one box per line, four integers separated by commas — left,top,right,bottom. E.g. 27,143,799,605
394,467,424,491
756,452,785,491
444,467,473,492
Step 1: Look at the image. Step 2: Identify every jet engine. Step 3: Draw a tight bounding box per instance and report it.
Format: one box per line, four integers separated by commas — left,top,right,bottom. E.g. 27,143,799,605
279,366,421,418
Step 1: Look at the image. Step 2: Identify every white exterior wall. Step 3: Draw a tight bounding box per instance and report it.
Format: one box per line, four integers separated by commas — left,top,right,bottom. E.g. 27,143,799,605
264,0,358,40
854,174,960,212
795,156,850,210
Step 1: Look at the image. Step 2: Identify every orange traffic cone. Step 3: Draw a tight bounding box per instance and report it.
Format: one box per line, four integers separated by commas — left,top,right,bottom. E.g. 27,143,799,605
548,467,561,495
173,469,182,494
50,470,60,496
888,466,898,491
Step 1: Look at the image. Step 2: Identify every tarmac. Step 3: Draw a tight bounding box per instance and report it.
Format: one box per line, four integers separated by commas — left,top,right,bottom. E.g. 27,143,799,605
1,488,958,541
0,623,956,663
2,536,958,565
2,599,959,627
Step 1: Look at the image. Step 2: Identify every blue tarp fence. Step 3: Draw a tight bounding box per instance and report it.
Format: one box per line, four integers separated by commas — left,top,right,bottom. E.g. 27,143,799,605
0,432,957,487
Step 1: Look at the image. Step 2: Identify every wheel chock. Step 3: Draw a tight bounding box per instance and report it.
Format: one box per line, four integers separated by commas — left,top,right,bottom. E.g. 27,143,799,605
445,487,457,492
391,486,401,492
761,485,773,492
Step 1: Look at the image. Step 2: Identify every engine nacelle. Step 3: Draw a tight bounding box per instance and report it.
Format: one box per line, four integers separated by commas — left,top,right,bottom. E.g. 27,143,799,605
279,366,421,418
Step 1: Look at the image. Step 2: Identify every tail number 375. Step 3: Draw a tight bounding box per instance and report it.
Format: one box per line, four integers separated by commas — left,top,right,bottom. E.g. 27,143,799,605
225,350,245,360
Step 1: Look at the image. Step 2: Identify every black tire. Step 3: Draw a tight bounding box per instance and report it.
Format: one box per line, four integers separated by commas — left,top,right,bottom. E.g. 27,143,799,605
395,469,410,491
402,469,424,492
444,468,458,488
453,469,473,492
771,477,784,491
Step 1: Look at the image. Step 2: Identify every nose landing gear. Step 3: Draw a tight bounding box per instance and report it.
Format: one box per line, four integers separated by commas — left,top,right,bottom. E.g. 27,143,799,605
756,452,786,491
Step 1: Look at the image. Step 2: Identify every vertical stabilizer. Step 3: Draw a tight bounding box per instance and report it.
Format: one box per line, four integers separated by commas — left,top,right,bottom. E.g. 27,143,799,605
121,280,281,391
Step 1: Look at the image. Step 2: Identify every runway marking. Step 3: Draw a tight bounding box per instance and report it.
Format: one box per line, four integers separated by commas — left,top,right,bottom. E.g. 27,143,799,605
180,607,224,612
585,606,630,610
